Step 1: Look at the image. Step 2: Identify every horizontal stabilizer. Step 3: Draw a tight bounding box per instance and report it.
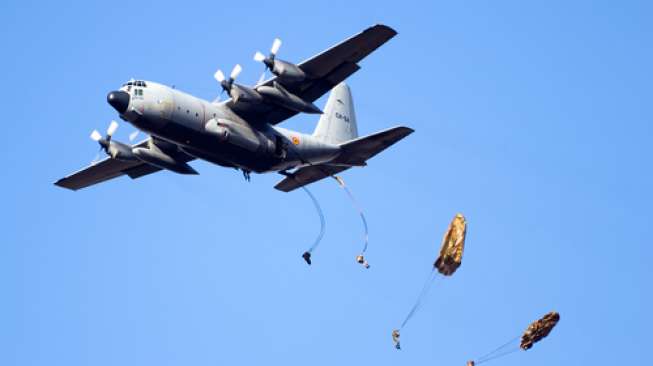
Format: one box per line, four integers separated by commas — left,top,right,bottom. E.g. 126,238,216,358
331,126,414,166
274,126,413,192
275,165,350,192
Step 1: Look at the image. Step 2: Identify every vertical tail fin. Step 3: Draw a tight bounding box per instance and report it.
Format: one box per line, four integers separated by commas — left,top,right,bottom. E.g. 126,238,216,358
313,82,358,144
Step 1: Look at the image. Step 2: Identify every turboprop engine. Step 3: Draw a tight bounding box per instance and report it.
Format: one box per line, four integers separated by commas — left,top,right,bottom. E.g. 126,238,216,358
254,38,307,84
204,118,264,152
90,120,138,162
131,138,198,175
214,64,263,104
256,82,322,114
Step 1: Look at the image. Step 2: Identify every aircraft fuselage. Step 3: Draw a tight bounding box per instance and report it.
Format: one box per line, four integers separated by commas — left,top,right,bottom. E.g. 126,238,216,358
110,80,340,174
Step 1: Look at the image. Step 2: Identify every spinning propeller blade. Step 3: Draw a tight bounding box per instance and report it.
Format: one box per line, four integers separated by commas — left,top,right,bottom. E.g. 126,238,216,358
107,120,118,137
270,38,282,56
253,51,266,62
214,69,225,83
230,64,242,80
90,130,102,142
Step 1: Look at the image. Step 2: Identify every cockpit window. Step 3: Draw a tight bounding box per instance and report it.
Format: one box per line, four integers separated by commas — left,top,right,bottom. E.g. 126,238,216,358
122,80,147,87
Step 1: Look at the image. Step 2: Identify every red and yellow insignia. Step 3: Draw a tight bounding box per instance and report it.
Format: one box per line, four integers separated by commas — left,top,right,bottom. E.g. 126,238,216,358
291,136,300,145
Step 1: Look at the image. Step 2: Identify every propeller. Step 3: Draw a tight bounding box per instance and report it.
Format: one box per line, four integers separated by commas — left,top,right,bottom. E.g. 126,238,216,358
254,38,282,83
90,120,119,157
214,64,242,97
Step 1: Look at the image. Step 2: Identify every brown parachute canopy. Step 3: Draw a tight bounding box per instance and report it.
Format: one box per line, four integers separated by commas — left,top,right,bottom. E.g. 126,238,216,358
434,213,467,276
520,311,560,350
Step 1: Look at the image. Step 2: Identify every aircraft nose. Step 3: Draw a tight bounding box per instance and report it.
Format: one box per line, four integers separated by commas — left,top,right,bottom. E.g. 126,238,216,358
107,90,130,114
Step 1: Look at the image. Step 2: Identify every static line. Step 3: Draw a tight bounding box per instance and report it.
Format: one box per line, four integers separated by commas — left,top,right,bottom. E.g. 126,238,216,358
300,184,326,253
333,176,369,253
400,269,438,329
474,336,521,364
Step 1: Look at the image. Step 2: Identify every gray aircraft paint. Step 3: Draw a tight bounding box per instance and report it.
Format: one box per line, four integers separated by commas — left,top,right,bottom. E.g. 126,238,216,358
313,83,358,145
55,25,414,191
118,80,343,173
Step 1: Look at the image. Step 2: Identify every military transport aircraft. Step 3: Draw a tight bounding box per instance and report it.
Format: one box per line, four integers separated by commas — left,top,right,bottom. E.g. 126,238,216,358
55,24,413,192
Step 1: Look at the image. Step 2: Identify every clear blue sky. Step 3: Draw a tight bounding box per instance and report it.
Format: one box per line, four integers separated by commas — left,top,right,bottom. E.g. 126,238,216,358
1,1,651,365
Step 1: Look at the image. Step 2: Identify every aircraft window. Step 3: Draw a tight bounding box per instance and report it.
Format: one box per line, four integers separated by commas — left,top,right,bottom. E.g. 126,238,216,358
195,113,198,117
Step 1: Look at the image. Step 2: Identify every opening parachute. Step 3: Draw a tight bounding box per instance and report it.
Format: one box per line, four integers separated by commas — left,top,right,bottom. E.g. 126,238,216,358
470,311,560,364
393,213,467,349
435,213,466,276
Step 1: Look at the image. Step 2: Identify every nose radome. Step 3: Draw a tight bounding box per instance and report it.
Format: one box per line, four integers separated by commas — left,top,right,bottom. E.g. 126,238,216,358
107,91,130,114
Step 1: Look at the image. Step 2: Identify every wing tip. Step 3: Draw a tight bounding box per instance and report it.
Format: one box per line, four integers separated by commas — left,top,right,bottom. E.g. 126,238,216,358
53,179,79,191
389,125,416,137
370,24,398,38
399,125,415,133
274,181,294,192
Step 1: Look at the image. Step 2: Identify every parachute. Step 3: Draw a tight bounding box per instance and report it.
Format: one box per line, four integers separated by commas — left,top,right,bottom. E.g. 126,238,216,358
471,311,560,364
393,213,467,348
520,311,560,350
434,213,466,276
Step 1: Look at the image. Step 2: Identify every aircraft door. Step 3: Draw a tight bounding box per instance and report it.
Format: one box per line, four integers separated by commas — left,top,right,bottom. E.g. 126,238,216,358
274,135,287,159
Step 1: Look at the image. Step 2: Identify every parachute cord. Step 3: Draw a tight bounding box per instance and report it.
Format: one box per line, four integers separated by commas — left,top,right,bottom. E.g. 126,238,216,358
475,347,520,364
400,268,438,329
300,184,326,254
474,336,521,363
333,176,369,253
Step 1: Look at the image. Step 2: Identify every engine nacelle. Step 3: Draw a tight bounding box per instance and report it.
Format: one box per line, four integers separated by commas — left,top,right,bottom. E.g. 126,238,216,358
271,59,306,83
230,84,263,104
148,137,178,154
204,118,262,152
107,140,138,162
256,82,322,114
132,146,198,175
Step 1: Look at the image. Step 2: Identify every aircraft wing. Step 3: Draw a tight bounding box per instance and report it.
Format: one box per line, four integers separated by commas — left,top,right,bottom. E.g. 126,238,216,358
229,24,397,125
54,140,195,191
